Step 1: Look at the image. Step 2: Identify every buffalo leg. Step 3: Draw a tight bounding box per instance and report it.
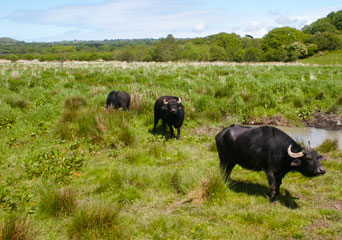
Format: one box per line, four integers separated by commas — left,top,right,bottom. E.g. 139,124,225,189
176,127,181,140
216,142,236,181
274,173,285,197
266,171,278,202
162,120,167,132
126,99,130,111
153,116,159,133
168,124,175,138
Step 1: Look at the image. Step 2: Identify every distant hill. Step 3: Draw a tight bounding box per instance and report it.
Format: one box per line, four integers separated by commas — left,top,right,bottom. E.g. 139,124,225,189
0,37,20,44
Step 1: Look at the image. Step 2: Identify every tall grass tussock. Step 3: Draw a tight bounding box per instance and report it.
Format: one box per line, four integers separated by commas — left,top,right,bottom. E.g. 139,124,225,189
0,214,36,240
67,201,122,239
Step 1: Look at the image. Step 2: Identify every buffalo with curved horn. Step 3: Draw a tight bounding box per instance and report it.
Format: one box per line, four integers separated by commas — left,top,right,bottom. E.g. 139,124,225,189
215,124,326,202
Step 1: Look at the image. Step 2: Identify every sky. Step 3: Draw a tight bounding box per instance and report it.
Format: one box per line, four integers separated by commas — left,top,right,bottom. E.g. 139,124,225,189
1,0,341,42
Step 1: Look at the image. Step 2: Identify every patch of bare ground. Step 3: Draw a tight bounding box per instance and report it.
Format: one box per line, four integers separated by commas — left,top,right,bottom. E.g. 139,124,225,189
304,219,333,240
247,115,294,127
194,125,224,136
305,111,342,130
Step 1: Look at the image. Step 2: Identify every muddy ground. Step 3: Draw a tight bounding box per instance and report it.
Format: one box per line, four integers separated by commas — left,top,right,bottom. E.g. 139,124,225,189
305,111,342,130
194,112,342,137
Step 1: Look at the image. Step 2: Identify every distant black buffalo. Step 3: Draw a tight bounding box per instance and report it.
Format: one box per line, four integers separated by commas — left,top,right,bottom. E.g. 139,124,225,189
153,96,185,140
106,91,130,111
215,124,326,202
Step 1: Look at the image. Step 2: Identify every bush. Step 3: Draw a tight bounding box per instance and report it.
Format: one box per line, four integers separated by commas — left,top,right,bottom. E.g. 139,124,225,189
24,150,84,183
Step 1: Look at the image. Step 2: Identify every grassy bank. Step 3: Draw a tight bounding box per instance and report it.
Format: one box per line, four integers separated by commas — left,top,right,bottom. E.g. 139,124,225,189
1,61,342,239
300,50,342,65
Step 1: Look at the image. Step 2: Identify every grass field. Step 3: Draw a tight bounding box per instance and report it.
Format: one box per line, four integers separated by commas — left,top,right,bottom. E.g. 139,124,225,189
300,50,342,65
0,61,342,239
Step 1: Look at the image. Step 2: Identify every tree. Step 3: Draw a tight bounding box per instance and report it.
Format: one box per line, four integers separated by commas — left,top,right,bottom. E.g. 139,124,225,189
209,45,228,61
244,47,263,62
327,10,342,30
285,42,308,61
262,27,309,51
309,32,342,50
302,18,337,34
151,34,182,61
233,48,245,62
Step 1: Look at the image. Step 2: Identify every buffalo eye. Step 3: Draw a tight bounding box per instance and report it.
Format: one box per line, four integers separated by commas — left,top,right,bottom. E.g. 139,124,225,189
291,159,302,167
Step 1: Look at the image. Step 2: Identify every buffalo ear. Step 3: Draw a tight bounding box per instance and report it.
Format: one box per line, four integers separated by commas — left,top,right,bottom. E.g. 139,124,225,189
318,155,326,161
291,159,302,167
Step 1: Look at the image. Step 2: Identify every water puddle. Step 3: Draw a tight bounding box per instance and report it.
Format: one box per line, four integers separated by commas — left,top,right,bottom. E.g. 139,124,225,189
278,126,342,150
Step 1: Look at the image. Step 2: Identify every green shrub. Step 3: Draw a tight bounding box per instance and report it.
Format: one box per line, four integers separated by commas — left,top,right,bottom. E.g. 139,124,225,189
24,150,84,183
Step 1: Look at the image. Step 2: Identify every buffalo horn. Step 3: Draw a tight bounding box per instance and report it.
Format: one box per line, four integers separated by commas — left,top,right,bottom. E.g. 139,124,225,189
177,97,181,104
308,140,313,149
163,98,168,105
287,145,304,158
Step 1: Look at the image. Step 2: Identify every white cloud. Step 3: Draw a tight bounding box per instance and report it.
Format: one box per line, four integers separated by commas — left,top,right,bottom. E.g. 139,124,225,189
193,22,205,32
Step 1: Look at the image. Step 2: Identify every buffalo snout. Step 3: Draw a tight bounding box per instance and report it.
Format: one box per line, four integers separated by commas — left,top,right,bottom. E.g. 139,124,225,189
315,166,326,175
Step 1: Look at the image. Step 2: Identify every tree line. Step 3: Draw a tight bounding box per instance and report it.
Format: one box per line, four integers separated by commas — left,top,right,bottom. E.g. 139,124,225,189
1,10,342,62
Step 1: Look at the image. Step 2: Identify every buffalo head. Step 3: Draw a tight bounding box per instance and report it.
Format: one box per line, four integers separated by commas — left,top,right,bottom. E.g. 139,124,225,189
288,145,326,177
163,97,182,115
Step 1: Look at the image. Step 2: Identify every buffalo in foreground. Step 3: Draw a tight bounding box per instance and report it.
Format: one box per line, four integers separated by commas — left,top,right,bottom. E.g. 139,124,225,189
153,96,185,140
106,91,130,111
215,124,326,202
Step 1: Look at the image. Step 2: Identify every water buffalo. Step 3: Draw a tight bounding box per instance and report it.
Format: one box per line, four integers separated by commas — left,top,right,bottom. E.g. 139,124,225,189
106,91,130,111
215,124,326,202
153,96,185,140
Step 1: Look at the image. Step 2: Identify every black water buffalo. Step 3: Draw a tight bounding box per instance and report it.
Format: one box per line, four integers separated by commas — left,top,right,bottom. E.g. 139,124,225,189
106,91,130,111
153,96,185,140
215,124,326,202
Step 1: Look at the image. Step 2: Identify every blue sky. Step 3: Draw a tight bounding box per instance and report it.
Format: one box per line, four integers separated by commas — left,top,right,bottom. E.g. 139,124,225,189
1,0,341,42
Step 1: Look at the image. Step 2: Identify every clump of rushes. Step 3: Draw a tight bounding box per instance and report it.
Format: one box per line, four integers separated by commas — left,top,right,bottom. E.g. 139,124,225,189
0,213,37,240
67,201,122,239
5,97,29,109
170,170,185,194
64,96,87,111
328,96,342,114
37,184,77,217
316,139,339,153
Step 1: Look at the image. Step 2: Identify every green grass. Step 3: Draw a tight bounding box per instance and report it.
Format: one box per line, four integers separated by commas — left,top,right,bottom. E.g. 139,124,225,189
300,50,342,65
0,61,342,239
